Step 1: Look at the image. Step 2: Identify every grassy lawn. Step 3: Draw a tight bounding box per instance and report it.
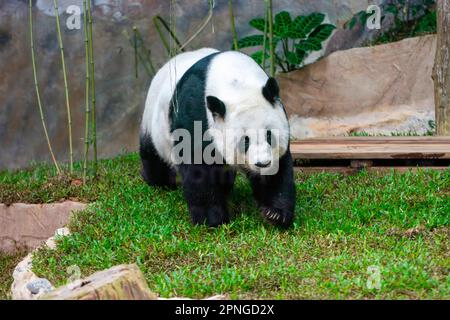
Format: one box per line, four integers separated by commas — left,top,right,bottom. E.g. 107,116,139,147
0,251,27,300
0,153,449,299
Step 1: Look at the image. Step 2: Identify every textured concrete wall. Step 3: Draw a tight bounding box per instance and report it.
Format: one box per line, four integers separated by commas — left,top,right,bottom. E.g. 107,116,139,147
0,0,376,170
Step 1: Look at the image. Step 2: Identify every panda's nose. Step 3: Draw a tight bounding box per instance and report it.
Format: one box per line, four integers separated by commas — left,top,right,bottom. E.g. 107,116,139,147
255,161,271,168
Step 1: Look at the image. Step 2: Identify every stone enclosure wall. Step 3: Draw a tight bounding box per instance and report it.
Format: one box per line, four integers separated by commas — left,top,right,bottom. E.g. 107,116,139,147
0,0,428,170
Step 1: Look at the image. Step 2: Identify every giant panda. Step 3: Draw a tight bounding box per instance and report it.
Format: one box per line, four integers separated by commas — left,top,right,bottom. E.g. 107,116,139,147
140,48,296,228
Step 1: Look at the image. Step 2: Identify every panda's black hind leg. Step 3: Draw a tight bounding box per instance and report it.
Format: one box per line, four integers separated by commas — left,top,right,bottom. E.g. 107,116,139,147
140,134,177,189
178,164,235,227
247,149,296,228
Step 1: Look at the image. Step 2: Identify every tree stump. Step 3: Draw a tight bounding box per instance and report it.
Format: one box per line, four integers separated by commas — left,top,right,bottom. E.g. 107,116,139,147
39,264,158,300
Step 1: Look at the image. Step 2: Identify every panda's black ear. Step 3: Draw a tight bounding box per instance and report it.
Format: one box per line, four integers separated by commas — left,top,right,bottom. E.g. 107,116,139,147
262,77,280,105
206,96,226,120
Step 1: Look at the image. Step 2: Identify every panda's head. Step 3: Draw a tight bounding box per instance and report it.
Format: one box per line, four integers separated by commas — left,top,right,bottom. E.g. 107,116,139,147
206,77,290,175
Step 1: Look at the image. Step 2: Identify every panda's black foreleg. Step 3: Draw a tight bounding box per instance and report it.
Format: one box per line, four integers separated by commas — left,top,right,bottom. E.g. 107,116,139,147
247,149,296,228
140,134,177,189
178,164,235,227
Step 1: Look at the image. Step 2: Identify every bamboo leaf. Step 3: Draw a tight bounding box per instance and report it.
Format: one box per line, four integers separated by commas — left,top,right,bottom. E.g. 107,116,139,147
385,5,399,16
265,36,280,50
359,11,369,27
292,13,325,38
237,35,265,49
235,35,280,51
249,18,266,32
345,16,357,30
308,24,336,42
290,16,307,38
274,11,292,37
295,48,306,64
296,38,322,51
285,51,300,65
251,51,269,65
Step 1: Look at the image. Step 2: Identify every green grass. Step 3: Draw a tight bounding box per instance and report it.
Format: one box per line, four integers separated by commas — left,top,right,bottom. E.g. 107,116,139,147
0,251,28,300
348,121,436,137
1,153,449,299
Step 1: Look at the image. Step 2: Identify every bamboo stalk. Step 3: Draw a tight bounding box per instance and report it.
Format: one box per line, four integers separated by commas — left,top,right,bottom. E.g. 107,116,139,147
122,29,155,77
267,0,275,77
145,49,156,75
54,0,73,173
228,0,239,51
178,0,214,51
87,0,97,174
82,0,90,183
153,0,213,57
262,0,269,71
133,26,138,78
29,0,61,175
153,15,184,57
133,28,156,75
170,0,177,57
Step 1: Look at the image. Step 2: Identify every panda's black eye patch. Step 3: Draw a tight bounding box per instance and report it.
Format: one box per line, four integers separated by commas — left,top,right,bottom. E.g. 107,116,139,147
263,77,280,105
266,130,272,145
239,135,250,153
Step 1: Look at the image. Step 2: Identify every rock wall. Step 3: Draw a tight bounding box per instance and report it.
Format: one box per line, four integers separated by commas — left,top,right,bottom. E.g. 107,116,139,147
0,0,390,170
0,201,86,253
279,35,436,138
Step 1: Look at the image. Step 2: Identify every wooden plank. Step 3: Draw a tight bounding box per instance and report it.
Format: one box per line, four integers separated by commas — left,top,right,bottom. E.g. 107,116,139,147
291,137,450,144
291,146,450,159
290,137,450,160
294,167,450,174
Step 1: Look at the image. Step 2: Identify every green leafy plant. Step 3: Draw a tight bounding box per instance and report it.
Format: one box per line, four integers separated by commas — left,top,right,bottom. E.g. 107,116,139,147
236,11,335,73
346,0,436,45
426,120,436,136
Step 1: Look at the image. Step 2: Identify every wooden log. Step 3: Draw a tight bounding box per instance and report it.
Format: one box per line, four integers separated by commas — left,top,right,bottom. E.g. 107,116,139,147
39,264,157,300
433,0,450,135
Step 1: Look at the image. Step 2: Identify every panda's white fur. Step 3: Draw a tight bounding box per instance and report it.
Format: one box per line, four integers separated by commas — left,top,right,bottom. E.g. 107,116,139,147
205,51,289,173
141,48,289,173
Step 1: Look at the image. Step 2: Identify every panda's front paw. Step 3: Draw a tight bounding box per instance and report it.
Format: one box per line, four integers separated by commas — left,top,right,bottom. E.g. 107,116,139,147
190,205,229,227
207,205,229,228
260,207,294,228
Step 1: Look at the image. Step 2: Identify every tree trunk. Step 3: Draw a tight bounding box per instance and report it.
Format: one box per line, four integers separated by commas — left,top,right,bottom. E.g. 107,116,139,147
433,0,450,135
39,264,158,300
